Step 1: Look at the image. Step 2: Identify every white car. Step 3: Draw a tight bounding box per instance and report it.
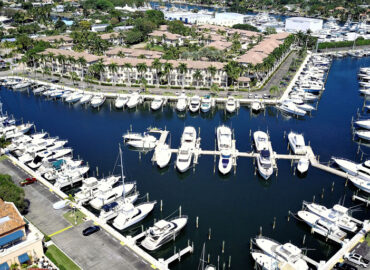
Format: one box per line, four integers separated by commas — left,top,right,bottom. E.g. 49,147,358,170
344,252,369,268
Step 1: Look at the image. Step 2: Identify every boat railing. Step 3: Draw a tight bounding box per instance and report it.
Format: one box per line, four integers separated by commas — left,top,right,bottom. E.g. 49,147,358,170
168,215,188,222
135,200,157,207
331,156,357,164
255,235,280,245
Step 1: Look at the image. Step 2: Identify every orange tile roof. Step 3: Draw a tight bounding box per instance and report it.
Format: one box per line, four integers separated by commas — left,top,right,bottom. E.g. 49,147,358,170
206,41,232,50
0,199,26,236
36,35,73,43
106,47,163,58
42,48,101,63
99,33,119,40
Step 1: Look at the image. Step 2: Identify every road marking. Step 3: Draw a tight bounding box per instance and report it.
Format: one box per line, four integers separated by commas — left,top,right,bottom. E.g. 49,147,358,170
48,225,73,237
151,265,157,269
338,258,344,263
359,237,365,243
120,241,125,246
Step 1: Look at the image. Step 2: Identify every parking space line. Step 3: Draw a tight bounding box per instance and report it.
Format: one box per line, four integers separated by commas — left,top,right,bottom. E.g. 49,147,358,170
48,225,73,237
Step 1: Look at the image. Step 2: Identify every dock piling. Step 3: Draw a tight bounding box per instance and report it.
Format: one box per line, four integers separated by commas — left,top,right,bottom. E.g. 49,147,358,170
96,166,99,177
287,210,290,222
321,188,325,199
160,200,163,212
313,195,315,203
222,241,225,254
196,216,198,228
228,256,231,268
273,217,276,230
179,206,182,217
331,181,335,192
146,193,149,202
208,228,211,240
259,226,262,236
302,234,306,245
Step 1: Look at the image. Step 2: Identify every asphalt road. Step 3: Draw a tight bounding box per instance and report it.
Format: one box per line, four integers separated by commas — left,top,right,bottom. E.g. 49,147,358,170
0,158,152,270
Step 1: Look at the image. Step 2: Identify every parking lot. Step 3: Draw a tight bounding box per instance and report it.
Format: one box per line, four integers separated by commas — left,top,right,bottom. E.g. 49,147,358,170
339,237,370,269
0,158,152,270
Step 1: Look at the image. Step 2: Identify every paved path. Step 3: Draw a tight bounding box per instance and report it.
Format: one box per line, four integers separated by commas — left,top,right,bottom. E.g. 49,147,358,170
0,158,152,270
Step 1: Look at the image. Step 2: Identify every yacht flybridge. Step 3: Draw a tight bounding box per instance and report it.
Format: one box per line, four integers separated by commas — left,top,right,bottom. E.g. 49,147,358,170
189,95,201,113
254,236,309,270
257,149,274,180
332,157,370,181
217,125,233,175
288,132,307,155
114,95,129,109
176,93,188,112
154,144,172,168
151,97,164,111
253,131,269,152
123,132,157,150
141,216,188,251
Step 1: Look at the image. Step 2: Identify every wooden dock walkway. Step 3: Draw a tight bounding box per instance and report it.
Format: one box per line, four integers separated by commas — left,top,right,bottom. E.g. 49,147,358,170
302,255,320,268
163,245,193,266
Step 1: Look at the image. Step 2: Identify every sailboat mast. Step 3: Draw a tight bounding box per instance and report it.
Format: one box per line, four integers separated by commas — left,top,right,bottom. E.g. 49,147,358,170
119,144,125,200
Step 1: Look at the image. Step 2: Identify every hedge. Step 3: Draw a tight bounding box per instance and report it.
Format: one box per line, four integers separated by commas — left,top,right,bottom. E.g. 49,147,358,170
200,87,210,90
131,84,140,87
170,86,181,89
184,86,196,90
159,86,167,89
116,83,126,87
101,82,112,86
318,38,370,50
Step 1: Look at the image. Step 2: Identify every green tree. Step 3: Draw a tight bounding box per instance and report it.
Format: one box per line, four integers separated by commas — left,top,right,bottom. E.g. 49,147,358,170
151,59,162,87
193,70,203,87
0,174,26,213
207,65,217,87
178,62,187,88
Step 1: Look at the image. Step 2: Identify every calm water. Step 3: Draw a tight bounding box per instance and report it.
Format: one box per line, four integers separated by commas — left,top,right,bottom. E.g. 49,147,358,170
2,56,370,269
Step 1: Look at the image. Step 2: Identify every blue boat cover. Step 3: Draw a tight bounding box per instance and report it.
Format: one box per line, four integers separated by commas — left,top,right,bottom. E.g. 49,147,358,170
102,201,118,212
261,149,270,158
0,230,24,247
18,253,29,264
52,159,65,170
0,262,9,270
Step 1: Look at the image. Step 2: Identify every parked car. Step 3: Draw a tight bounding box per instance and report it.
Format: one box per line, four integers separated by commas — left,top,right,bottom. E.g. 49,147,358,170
20,177,37,186
335,262,357,270
344,253,369,268
51,79,59,83
82,226,100,236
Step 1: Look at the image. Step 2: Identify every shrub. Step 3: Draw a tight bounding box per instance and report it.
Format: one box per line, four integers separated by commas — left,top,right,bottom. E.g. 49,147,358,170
101,82,112,86
131,84,140,87
0,174,26,213
170,86,181,89
200,87,210,90
184,86,196,90
159,86,167,89
146,85,155,88
116,83,126,87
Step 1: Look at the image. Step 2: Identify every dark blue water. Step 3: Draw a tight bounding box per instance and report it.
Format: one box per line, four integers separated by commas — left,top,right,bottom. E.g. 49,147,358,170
1,56,370,269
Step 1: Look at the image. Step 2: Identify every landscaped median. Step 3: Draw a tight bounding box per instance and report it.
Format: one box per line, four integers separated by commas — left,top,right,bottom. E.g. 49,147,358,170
45,244,80,270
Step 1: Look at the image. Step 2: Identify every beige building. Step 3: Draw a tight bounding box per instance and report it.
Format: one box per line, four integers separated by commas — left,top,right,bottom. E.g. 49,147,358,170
0,200,44,269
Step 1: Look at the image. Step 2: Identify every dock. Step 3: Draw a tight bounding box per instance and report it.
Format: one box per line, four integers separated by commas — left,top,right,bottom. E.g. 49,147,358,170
161,244,193,267
302,254,321,268
352,194,370,206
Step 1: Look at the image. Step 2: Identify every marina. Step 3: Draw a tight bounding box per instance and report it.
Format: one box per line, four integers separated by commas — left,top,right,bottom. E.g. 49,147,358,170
1,55,370,269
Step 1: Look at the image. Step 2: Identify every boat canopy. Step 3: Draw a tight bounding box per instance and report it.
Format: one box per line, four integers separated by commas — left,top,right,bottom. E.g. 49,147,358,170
261,149,270,158
102,201,118,212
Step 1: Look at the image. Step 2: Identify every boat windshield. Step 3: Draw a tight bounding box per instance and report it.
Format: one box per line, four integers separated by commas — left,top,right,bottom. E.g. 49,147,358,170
261,150,270,158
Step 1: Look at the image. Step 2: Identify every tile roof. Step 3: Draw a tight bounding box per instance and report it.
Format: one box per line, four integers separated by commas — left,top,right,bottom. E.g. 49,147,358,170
206,41,232,50
149,30,183,40
42,48,101,63
0,199,26,236
106,47,163,58
36,35,73,43
99,33,119,40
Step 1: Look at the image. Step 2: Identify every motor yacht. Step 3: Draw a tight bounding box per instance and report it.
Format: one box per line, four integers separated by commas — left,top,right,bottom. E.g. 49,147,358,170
154,144,172,168
89,184,125,210
189,95,200,113
200,95,212,113
33,86,46,94
28,148,72,169
332,157,370,181
123,132,157,150
53,167,87,189
181,126,197,149
288,98,315,112
126,92,141,109
255,236,309,270
288,132,307,155
257,149,274,180
141,216,188,251
112,201,156,230
298,211,347,241
297,158,309,174
99,192,140,221
114,95,129,109
65,92,83,103
151,97,164,111
50,90,64,99
79,94,93,105
349,177,370,193
90,94,106,108
356,130,370,141
251,101,263,113
176,147,192,173
278,101,306,116
225,96,237,113
176,93,188,112
251,250,278,270
61,91,72,100
304,202,357,232
13,82,31,91
355,119,370,130
253,131,269,152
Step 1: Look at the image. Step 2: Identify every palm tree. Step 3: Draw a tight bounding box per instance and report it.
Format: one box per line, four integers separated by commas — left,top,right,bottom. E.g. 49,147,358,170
77,57,87,81
207,65,217,87
88,59,105,81
136,63,147,85
108,62,119,84
193,70,203,88
224,61,241,87
163,62,173,86
67,56,76,73
117,51,125,58
56,54,67,74
151,59,162,87
123,63,132,86
39,54,46,76
178,63,187,88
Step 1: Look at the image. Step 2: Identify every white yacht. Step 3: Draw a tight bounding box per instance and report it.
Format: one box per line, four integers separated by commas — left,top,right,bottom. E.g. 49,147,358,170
349,177,370,193
288,132,307,155
33,86,46,94
253,131,269,152
176,93,188,112
355,119,370,130
151,97,164,111
356,130,370,141
112,201,156,230
251,101,263,113
298,211,347,241
89,184,125,210
126,92,141,109
304,202,357,232
189,95,200,113
332,157,370,181
255,236,309,270
65,92,83,103
61,91,72,100
141,216,188,251
225,96,237,113
251,250,278,270
176,147,192,173
53,169,85,189
123,132,157,150
181,126,197,149
217,125,233,175
257,149,274,180
115,95,129,109
28,148,72,169
297,158,309,174
289,98,315,112
278,101,306,116
200,96,212,113
154,144,172,168
90,94,106,108
99,192,139,221
13,82,31,91
79,94,93,105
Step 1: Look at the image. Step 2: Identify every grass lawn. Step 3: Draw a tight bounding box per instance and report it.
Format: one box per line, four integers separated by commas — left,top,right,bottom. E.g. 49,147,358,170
366,234,370,246
0,155,8,161
63,209,86,226
45,245,80,270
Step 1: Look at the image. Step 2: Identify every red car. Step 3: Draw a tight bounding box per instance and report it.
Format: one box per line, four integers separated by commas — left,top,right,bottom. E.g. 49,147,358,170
20,177,37,186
